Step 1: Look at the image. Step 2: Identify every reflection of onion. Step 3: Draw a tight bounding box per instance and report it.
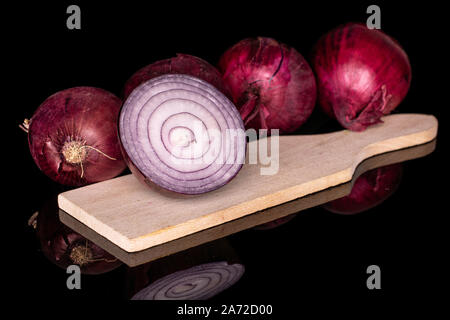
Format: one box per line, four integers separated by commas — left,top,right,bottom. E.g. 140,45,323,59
323,163,403,214
126,239,244,300
132,261,244,300
254,214,297,230
35,195,122,275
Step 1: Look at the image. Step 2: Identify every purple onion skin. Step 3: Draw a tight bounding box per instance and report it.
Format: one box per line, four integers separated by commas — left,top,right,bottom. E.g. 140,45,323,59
219,37,317,134
323,163,403,215
123,54,230,99
312,23,411,131
28,87,126,186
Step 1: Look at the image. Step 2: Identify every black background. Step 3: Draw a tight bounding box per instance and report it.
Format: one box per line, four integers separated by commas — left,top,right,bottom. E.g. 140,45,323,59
4,0,446,315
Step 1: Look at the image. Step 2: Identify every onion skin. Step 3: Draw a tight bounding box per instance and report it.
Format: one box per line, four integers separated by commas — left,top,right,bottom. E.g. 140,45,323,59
27,87,126,186
312,23,411,131
36,195,122,275
219,37,317,134
323,163,403,215
123,53,230,99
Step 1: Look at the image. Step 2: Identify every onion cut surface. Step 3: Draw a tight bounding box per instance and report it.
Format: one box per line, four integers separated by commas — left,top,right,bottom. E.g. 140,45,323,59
131,261,244,300
119,74,246,194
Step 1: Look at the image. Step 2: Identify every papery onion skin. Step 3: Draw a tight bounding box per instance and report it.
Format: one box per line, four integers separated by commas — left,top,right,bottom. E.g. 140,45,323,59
312,23,411,131
323,163,403,215
27,87,126,186
119,74,246,195
123,54,230,99
218,37,317,134
36,196,122,275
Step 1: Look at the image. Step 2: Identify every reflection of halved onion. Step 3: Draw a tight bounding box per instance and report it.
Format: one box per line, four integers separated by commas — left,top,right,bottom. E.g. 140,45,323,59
131,262,244,300
119,74,246,194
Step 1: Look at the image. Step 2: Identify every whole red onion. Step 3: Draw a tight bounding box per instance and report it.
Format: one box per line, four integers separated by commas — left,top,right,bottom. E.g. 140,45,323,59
312,23,411,131
218,37,317,134
25,87,126,186
323,163,403,215
123,53,230,99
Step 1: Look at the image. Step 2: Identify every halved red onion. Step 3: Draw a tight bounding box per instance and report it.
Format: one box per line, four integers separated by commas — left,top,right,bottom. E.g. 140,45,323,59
131,261,244,300
119,74,246,194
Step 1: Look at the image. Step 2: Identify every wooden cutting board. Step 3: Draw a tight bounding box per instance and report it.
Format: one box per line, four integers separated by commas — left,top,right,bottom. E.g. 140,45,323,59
59,139,436,266
58,113,438,259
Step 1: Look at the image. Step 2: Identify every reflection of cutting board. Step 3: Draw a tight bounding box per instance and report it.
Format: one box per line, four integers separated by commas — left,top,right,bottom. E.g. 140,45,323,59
58,114,438,260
